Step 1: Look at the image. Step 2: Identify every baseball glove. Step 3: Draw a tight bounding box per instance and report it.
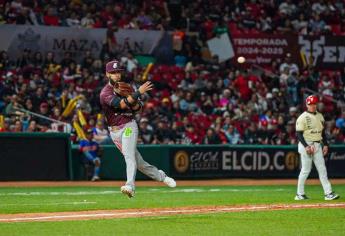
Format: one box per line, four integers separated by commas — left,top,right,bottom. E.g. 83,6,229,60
113,82,134,97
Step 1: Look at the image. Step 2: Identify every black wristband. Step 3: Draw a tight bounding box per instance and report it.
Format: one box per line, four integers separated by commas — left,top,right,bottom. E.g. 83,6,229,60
132,101,142,112
123,97,132,108
132,91,141,100
124,97,138,108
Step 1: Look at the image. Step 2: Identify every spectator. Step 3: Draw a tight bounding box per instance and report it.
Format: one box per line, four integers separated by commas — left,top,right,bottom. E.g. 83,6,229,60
66,11,81,28
224,125,242,144
213,19,229,37
243,122,259,144
4,94,19,116
279,53,299,76
335,111,345,132
121,52,138,73
16,48,32,68
309,13,326,34
0,51,12,70
138,117,154,144
179,91,199,113
13,119,23,132
0,118,11,132
1,1,345,146
202,128,221,144
92,121,111,144
79,128,101,181
27,120,38,132
286,71,299,105
43,7,59,26
35,102,50,127
60,52,76,68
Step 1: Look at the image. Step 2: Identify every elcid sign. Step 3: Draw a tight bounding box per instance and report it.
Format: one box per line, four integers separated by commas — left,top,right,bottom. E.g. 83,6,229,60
170,146,337,178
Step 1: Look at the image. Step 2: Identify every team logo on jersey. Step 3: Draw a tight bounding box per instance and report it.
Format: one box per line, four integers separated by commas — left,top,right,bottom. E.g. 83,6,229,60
174,151,189,173
123,127,133,137
306,116,312,129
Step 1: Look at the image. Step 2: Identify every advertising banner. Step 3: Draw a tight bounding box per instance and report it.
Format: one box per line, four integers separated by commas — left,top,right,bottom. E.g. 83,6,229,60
170,146,345,178
298,35,345,69
0,24,107,62
231,33,345,69
231,33,297,66
0,25,171,63
115,29,164,55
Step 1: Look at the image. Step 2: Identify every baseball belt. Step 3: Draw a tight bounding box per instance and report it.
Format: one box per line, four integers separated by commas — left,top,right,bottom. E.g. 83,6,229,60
307,140,322,144
108,124,126,132
108,119,134,132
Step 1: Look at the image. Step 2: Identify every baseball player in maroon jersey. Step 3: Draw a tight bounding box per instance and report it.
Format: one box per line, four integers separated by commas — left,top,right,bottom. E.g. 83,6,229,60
100,60,176,198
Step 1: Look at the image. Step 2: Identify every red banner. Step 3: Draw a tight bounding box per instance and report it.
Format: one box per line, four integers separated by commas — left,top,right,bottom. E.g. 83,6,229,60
298,35,345,69
230,33,345,69
231,33,297,66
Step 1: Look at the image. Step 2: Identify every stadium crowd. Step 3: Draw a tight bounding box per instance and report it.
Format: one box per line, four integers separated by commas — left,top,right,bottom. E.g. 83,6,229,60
2,0,345,35
1,0,345,145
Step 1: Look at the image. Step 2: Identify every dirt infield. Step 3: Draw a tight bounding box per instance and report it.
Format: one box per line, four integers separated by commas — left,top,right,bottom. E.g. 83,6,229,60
0,203,344,223
1,179,345,187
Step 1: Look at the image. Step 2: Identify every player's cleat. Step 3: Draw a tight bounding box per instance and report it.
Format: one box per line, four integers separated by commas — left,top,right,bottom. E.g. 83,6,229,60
159,170,176,188
91,176,100,181
121,185,135,198
294,194,309,200
324,192,340,200
163,176,176,188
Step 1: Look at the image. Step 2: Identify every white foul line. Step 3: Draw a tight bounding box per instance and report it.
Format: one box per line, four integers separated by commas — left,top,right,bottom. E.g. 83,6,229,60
0,188,285,196
0,202,97,206
0,203,344,222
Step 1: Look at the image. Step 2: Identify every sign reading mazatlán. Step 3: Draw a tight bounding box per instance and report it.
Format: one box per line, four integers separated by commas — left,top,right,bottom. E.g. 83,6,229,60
0,25,166,62
170,146,345,178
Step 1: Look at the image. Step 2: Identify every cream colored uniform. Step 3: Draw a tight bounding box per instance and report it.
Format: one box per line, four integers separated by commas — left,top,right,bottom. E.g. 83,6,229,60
296,111,332,195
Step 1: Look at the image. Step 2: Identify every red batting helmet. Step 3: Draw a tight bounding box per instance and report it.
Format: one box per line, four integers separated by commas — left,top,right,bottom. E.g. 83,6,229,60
306,95,318,105
106,60,124,73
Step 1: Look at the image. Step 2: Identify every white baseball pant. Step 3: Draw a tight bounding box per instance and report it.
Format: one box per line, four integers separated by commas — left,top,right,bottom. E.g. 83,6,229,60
109,120,165,190
297,142,332,195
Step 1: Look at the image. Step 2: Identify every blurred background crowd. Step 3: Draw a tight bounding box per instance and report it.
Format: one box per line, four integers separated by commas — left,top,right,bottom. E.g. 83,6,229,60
2,0,345,35
1,0,345,145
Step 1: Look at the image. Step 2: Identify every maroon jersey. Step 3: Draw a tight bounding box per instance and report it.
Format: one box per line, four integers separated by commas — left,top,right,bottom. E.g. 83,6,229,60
100,83,134,126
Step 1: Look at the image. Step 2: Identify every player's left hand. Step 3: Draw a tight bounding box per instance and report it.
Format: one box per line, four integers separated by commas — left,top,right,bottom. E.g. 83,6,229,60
323,145,329,156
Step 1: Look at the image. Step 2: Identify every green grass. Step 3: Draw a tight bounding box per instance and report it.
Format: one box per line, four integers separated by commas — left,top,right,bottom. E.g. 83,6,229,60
0,185,343,214
0,184,344,235
0,209,344,236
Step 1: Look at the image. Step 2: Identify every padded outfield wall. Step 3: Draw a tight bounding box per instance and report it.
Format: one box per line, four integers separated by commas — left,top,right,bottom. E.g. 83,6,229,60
72,144,345,180
1,133,344,180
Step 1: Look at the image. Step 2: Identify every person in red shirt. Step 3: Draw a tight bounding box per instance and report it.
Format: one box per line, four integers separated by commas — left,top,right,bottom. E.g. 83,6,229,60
43,7,59,26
